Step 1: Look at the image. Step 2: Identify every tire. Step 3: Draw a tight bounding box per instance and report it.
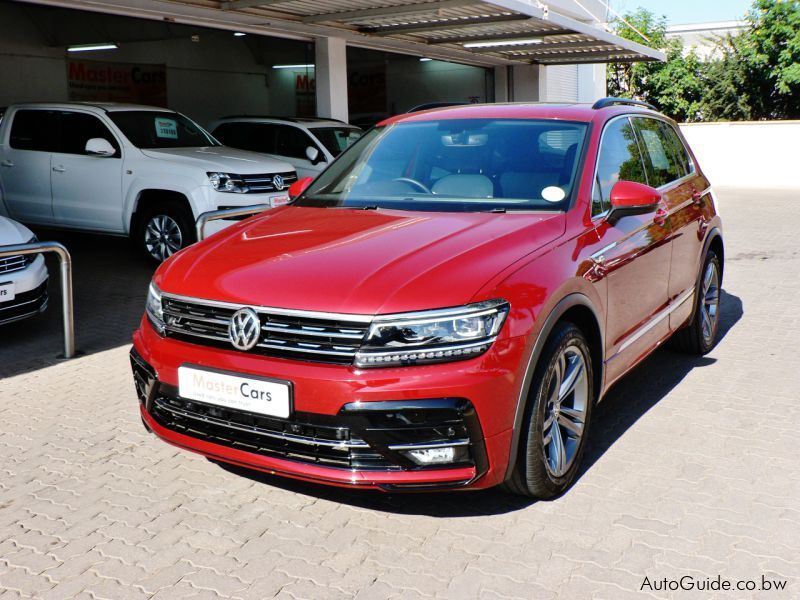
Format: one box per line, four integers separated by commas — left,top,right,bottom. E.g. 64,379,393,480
135,200,196,264
504,322,594,498
670,250,722,355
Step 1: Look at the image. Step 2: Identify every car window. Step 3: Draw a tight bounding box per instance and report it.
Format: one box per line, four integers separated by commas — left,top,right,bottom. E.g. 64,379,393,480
108,111,218,149
212,122,249,148
311,127,362,156
275,125,315,160
593,117,648,217
9,110,59,152
631,117,685,188
57,112,120,157
656,120,693,178
296,119,589,213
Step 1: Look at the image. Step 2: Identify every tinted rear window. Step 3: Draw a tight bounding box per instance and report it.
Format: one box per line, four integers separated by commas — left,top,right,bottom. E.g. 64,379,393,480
9,110,59,152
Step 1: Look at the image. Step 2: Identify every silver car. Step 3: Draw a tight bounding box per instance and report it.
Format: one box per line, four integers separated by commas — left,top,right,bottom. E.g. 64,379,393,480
0,216,48,325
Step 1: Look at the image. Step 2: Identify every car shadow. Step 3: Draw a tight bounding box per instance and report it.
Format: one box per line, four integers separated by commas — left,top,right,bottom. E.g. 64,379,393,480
0,229,154,379
216,290,744,517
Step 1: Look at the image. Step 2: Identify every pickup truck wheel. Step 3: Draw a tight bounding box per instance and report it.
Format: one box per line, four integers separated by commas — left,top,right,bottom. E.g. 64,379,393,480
137,203,195,264
503,322,594,498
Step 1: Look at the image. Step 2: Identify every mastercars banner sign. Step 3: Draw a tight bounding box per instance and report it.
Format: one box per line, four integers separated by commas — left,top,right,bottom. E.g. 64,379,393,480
67,59,167,106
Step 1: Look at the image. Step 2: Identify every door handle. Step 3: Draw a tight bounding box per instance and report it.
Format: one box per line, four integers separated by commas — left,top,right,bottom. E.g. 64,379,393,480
653,206,668,227
52,165,66,173
0,160,13,168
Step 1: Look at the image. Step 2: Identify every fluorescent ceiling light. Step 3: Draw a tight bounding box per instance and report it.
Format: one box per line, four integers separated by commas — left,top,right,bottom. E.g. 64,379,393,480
463,38,544,48
420,57,432,62
67,43,118,52
272,64,315,69
233,32,246,37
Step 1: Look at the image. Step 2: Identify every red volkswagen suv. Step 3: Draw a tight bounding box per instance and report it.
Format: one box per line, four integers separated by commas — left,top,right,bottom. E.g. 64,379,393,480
131,99,723,497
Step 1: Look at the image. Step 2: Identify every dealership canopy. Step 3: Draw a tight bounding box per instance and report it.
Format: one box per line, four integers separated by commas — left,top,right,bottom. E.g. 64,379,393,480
28,0,665,67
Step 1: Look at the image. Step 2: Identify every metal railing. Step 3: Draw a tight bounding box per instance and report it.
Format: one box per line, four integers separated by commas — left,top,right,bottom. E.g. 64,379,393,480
195,204,270,241
0,241,75,358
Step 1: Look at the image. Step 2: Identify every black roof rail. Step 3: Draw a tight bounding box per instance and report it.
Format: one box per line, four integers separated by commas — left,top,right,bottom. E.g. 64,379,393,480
592,97,656,110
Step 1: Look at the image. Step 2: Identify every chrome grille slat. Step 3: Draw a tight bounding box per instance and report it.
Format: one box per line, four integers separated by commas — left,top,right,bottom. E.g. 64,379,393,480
0,255,26,274
240,171,298,194
161,294,369,364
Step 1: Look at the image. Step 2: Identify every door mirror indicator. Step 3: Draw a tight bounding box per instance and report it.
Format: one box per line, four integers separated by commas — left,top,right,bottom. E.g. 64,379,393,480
608,180,661,221
305,146,324,164
85,138,116,157
288,176,314,200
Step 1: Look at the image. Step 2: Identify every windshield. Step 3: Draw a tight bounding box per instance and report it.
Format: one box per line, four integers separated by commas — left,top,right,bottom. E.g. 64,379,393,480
296,119,588,212
108,111,219,149
311,126,362,156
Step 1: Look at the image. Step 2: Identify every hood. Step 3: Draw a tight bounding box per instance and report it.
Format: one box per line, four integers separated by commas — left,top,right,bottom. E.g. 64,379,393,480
155,206,565,315
140,146,294,174
0,216,33,245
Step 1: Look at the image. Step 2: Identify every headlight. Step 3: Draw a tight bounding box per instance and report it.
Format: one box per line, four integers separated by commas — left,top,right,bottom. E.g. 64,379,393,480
145,282,165,334
355,299,509,368
24,234,38,265
207,172,248,193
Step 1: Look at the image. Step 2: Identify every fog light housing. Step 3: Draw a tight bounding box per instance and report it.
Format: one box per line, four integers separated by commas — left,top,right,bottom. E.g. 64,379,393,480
402,445,469,466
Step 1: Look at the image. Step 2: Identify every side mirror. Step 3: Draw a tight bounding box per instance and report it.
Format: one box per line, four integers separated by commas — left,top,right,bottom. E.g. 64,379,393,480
85,138,116,157
305,146,324,165
288,176,314,200
608,180,661,221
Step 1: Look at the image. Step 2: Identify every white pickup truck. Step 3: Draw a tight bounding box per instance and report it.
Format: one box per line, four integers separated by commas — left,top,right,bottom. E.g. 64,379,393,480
0,103,296,262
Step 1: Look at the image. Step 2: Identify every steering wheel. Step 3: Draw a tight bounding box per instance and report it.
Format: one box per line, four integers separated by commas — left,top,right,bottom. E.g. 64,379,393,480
392,177,431,194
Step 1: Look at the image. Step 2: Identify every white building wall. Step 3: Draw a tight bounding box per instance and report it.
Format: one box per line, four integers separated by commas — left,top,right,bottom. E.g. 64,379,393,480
680,121,800,190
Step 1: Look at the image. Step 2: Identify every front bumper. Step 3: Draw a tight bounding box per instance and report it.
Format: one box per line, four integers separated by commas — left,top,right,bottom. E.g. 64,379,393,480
194,187,289,237
0,255,48,325
132,319,525,491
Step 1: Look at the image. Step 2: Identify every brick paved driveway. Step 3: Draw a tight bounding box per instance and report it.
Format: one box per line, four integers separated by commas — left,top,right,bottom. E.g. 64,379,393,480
1,189,798,599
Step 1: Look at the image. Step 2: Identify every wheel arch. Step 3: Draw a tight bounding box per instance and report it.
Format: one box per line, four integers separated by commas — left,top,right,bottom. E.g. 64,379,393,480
130,189,193,235
503,292,605,481
705,227,725,282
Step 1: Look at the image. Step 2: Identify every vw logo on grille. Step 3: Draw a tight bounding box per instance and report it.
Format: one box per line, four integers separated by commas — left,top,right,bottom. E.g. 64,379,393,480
228,308,260,351
272,174,285,191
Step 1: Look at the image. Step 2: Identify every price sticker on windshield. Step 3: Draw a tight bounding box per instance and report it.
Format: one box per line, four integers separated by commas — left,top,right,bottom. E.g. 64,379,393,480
155,117,178,139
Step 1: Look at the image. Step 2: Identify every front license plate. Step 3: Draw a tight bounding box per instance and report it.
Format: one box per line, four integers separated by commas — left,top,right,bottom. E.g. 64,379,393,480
270,194,290,207
178,366,291,419
0,282,15,302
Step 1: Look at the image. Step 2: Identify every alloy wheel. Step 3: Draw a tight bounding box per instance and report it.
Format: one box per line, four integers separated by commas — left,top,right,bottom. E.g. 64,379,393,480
701,261,720,346
144,215,183,262
542,345,589,478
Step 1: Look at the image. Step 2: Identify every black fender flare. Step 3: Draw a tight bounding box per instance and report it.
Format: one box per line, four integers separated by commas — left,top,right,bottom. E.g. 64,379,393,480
503,292,605,481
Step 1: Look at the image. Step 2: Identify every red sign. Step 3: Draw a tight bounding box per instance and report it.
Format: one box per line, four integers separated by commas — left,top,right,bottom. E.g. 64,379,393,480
67,59,167,106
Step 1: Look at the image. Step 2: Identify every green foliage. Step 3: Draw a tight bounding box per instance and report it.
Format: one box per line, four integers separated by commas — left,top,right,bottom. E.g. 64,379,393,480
608,0,800,121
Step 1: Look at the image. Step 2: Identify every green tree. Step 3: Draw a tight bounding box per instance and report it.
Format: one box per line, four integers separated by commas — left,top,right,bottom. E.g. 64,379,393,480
607,9,705,121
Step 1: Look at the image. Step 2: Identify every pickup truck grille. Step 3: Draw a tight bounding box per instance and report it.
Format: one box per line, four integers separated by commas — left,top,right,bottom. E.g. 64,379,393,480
161,295,370,364
241,171,297,194
0,255,26,274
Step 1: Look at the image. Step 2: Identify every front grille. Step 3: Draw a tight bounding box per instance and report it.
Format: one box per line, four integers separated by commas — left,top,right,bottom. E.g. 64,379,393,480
241,171,297,194
161,295,370,364
150,393,397,470
0,255,26,274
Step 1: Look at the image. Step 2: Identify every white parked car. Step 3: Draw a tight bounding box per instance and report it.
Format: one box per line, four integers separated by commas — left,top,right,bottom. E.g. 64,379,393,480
208,116,362,179
0,103,297,262
0,216,48,325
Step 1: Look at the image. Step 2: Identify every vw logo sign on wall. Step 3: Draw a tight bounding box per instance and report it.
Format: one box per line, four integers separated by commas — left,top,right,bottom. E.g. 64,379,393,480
228,308,260,351
272,174,285,191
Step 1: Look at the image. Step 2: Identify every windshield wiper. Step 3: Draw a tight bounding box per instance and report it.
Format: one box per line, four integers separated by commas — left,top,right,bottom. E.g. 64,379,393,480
484,207,507,213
